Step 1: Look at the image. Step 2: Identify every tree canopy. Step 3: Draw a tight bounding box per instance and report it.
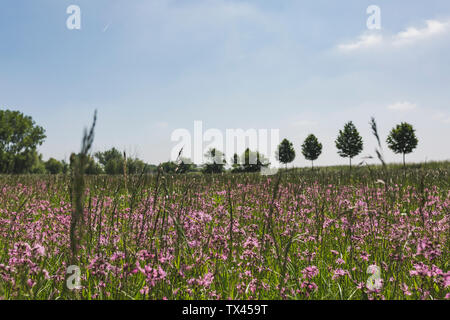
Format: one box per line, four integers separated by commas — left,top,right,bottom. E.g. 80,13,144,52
45,157,64,174
241,148,269,173
0,109,46,173
301,134,322,169
335,121,363,168
386,122,418,167
160,161,178,174
276,138,296,168
203,148,226,174
230,153,242,173
95,148,124,175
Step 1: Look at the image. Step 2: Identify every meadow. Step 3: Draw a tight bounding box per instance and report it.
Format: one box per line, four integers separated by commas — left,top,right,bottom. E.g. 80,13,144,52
0,163,449,300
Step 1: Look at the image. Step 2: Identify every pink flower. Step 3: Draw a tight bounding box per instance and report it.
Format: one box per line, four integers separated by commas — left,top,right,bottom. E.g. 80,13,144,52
32,243,46,257
356,282,365,290
359,252,370,262
332,269,349,280
300,281,318,292
42,269,50,280
443,272,450,288
27,279,35,288
140,286,149,295
301,266,319,279
401,283,412,296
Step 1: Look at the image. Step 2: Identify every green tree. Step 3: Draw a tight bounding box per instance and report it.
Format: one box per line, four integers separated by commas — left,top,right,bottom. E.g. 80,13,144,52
301,134,322,169
176,157,196,174
275,138,296,169
203,148,226,174
70,154,103,175
127,158,147,174
335,121,363,168
241,148,269,173
145,164,158,173
30,153,46,174
0,110,46,173
160,161,178,174
61,160,70,174
45,158,63,174
386,122,418,168
95,148,124,174
230,153,242,173
84,156,103,175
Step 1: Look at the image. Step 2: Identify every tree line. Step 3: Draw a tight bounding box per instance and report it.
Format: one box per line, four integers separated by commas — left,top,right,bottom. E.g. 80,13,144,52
0,109,419,174
274,120,418,170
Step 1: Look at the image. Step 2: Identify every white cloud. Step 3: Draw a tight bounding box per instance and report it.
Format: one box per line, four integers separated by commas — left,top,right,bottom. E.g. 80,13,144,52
337,19,450,52
393,20,449,46
387,101,417,112
338,33,383,51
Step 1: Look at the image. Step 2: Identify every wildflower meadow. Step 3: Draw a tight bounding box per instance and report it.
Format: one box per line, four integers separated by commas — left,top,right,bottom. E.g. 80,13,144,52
0,164,448,300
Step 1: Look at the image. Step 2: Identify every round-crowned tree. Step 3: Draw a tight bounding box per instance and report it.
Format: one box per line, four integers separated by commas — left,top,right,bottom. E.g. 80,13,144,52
0,109,46,173
241,148,269,173
45,158,64,174
335,121,363,169
203,148,226,174
386,122,418,168
301,134,322,169
276,138,296,169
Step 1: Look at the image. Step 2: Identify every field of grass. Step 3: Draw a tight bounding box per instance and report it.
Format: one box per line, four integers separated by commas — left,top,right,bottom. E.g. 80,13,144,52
0,163,449,300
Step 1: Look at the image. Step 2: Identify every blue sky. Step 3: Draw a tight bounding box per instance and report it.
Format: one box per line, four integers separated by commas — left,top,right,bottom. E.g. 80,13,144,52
1,0,449,166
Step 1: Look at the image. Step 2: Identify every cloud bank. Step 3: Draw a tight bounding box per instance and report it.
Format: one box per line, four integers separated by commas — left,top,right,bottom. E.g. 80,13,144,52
338,19,450,52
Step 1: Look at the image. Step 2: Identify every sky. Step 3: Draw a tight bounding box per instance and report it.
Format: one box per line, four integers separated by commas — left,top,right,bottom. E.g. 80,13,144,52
1,0,449,167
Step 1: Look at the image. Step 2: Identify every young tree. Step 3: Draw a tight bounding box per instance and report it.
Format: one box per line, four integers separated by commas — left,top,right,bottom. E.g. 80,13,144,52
45,158,64,174
386,122,418,168
61,160,70,174
276,138,296,169
160,161,178,174
0,109,46,173
203,148,226,174
301,134,322,169
176,157,196,174
70,154,103,175
335,121,363,168
241,148,269,173
95,148,124,174
30,153,46,174
230,153,242,173
84,156,103,175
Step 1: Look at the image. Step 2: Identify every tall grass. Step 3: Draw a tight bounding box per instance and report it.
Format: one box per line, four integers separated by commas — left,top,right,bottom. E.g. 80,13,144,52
0,162,448,300
0,112,448,300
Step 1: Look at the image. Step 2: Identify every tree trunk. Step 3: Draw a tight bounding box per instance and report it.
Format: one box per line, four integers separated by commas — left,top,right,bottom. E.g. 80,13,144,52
403,153,405,168
311,161,314,170
349,157,352,170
